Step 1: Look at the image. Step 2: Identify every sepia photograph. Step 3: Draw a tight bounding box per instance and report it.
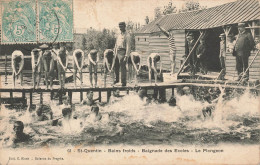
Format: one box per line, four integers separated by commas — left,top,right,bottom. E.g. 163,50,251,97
0,0,259,164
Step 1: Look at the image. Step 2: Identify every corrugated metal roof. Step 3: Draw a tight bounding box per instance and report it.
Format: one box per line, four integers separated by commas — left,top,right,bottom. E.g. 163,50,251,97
137,0,260,33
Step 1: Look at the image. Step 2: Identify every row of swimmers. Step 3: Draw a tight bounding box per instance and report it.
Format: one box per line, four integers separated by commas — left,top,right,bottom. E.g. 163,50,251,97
11,43,163,88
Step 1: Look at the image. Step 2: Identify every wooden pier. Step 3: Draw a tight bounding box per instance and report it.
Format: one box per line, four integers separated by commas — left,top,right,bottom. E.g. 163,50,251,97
0,82,259,106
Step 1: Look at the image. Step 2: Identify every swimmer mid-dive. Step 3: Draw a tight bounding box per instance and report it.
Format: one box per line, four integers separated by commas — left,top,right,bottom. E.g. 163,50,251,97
147,53,162,85
31,48,43,89
128,52,141,85
103,49,116,87
12,50,24,88
73,49,85,87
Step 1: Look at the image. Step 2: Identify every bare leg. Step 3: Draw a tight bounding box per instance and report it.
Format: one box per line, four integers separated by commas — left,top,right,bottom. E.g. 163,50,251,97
80,71,83,87
154,71,158,84
62,72,65,88
20,71,23,86
134,70,137,86
32,71,36,88
12,72,16,88
89,64,93,87
94,65,97,87
37,72,41,88
73,69,77,87
149,69,152,84
104,70,107,87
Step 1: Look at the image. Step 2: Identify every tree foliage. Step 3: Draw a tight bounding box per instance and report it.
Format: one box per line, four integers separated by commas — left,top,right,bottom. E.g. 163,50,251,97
154,7,162,20
163,1,177,15
83,28,116,56
180,1,206,13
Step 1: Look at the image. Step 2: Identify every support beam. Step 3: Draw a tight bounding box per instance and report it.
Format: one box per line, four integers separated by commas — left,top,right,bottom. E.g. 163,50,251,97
98,91,101,102
30,92,32,106
80,91,83,102
68,91,72,105
107,90,111,103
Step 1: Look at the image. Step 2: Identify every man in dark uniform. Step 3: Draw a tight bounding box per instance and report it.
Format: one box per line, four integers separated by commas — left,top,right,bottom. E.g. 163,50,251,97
186,33,197,78
114,22,131,86
196,38,207,74
233,22,255,81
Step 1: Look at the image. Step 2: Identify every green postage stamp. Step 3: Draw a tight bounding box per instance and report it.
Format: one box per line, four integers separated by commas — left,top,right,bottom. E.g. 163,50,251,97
38,0,73,43
1,0,73,44
1,0,37,44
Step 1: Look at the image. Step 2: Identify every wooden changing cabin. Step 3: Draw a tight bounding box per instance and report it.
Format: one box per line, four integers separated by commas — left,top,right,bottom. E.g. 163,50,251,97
135,0,260,81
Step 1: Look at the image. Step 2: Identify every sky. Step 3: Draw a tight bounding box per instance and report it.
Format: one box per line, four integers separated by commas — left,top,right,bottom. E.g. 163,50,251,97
73,0,236,31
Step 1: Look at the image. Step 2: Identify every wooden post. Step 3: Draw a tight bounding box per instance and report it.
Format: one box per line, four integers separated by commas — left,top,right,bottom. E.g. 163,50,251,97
68,91,72,105
50,91,54,100
172,87,174,96
153,88,158,100
126,89,129,94
10,92,13,106
107,90,111,103
59,91,63,105
22,91,25,98
98,90,101,102
30,91,33,106
159,87,166,102
80,91,83,102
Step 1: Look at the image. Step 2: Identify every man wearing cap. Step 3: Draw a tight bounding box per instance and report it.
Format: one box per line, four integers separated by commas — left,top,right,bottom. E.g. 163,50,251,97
219,33,226,80
234,22,255,81
186,33,197,78
114,22,131,86
196,38,207,74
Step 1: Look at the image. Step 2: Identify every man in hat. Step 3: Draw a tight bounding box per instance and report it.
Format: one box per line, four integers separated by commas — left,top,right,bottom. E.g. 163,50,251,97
196,38,207,74
186,33,197,78
114,22,131,86
219,33,226,80
234,22,255,81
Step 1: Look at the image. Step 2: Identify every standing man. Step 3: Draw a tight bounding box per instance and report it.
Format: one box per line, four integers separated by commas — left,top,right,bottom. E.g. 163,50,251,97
219,33,226,80
196,38,207,75
114,22,131,86
156,23,176,74
233,22,255,81
186,33,197,78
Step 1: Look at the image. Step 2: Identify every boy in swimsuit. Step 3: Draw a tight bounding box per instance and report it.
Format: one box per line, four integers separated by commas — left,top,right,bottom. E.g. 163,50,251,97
88,48,99,87
103,49,116,87
128,52,141,85
57,46,69,88
81,91,99,106
73,49,85,87
147,53,162,84
12,50,24,88
41,44,54,89
31,48,43,88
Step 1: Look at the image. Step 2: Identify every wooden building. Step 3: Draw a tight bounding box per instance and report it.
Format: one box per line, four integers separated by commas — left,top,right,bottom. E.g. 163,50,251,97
135,0,260,80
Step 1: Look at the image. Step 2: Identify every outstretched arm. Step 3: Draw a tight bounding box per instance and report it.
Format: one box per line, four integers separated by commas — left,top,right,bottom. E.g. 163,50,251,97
17,55,24,75
88,53,96,65
73,51,81,71
31,52,35,71
11,55,17,75
156,23,170,38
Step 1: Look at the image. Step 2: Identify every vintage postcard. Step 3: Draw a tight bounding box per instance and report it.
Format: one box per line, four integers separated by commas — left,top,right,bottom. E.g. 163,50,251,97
0,0,259,164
